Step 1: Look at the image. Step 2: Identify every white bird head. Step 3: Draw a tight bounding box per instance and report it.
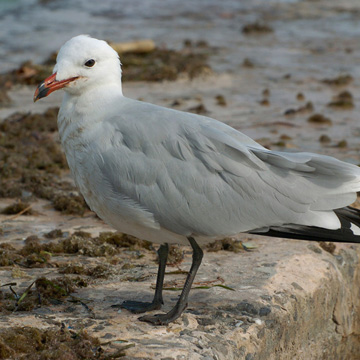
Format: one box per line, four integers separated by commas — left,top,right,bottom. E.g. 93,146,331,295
34,35,122,101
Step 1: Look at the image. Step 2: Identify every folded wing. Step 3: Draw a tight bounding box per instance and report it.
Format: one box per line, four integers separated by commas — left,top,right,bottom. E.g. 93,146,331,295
93,100,360,238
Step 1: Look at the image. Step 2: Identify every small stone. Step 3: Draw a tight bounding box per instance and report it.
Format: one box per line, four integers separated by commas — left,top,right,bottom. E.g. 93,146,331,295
236,301,258,315
291,282,304,291
245,353,255,360
259,306,271,316
101,333,114,339
335,255,344,265
284,101,313,116
307,244,322,254
198,317,216,326
284,108,296,116
261,295,272,302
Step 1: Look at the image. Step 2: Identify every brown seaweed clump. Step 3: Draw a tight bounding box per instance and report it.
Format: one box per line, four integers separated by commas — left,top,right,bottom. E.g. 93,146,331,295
284,101,314,116
327,90,354,109
0,231,153,270
0,60,54,87
59,263,112,278
0,108,89,215
122,46,211,82
242,22,273,34
1,276,87,313
206,238,244,253
0,235,61,268
307,113,332,125
0,201,33,215
0,88,11,107
0,243,23,266
319,242,336,254
52,194,88,215
0,43,212,88
166,246,184,266
0,326,102,360
0,108,64,192
215,94,227,106
321,74,353,86
56,231,151,258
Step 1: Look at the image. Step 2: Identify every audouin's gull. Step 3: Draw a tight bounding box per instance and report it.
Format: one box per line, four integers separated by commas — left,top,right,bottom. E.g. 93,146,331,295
34,35,360,325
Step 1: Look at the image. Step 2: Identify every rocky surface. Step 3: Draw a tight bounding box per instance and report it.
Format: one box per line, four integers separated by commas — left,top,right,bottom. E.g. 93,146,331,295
1,209,360,359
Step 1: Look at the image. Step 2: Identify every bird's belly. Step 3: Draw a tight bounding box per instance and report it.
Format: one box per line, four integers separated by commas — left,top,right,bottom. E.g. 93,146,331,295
88,194,190,246
66,154,190,245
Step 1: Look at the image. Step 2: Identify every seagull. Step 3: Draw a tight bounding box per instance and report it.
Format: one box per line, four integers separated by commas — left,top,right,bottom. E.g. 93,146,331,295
34,35,360,325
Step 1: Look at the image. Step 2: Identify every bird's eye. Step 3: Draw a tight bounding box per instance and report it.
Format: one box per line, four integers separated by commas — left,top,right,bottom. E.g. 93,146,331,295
84,59,96,67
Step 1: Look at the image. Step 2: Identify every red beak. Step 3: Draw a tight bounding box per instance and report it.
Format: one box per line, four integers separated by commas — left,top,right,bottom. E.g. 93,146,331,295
33,72,78,102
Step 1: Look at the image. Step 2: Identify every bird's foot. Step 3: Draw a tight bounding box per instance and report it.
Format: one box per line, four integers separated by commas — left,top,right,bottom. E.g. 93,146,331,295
115,300,162,314
138,303,187,325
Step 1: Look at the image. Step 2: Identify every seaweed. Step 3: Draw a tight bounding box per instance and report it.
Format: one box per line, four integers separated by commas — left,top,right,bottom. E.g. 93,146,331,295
0,109,89,215
0,326,103,360
242,22,273,34
327,90,354,109
0,43,212,87
206,238,244,253
307,113,332,125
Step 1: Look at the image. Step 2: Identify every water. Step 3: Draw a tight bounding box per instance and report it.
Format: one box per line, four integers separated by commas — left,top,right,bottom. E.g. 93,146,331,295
1,0,360,76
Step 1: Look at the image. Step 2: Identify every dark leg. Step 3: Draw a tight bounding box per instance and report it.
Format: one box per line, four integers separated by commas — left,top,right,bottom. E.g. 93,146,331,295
139,237,203,325
119,243,169,313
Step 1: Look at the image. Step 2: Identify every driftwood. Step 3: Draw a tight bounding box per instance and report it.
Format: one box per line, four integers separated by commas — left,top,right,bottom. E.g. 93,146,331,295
110,40,155,54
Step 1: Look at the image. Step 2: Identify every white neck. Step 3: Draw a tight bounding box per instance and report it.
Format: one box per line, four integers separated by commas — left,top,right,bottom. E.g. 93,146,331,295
57,82,124,144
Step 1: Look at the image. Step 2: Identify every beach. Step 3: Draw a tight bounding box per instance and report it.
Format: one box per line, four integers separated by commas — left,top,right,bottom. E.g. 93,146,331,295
1,0,360,358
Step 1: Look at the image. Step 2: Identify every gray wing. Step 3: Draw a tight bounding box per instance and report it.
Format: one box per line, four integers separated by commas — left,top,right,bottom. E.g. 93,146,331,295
94,99,360,237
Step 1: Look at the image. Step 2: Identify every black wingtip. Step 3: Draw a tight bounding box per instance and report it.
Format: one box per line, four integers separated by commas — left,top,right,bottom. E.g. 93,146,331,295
249,206,360,244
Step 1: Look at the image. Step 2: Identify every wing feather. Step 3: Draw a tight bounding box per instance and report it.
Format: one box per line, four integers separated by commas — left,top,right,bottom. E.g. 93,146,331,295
90,99,360,237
